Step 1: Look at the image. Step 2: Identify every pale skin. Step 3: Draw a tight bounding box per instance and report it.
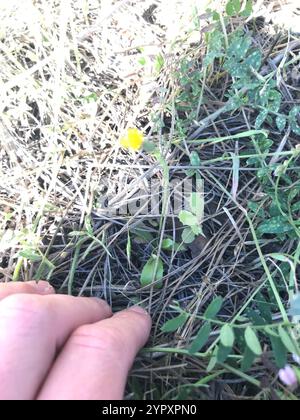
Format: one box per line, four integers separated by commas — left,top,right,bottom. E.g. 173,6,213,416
0,281,152,400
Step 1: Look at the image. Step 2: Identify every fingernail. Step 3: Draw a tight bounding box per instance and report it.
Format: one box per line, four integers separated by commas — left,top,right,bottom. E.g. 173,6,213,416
90,297,105,304
128,305,150,316
33,281,55,294
90,297,112,313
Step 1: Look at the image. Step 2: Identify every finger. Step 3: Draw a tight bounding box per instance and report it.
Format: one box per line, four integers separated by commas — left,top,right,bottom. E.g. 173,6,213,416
0,294,112,400
38,306,152,400
0,281,55,300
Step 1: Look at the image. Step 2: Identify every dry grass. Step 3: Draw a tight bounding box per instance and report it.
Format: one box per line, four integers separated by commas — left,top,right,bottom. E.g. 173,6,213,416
1,0,300,400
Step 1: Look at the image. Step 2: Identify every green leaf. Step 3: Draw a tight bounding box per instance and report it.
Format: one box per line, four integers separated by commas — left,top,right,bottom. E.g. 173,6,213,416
208,29,224,53
155,54,164,73
161,238,175,251
179,210,198,226
190,151,201,166
138,56,146,66
126,233,131,262
288,186,300,204
269,202,282,217
161,312,189,333
143,140,156,153
292,201,300,213
84,216,93,235
225,1,234,16
245,50,262,71
268,90,282,113
248,201,265,217
244,327,262,356
83,92,98,103
217,343,232,363
203,51,224,67
207,346,218,372
278,326,298,354
226,0,241,16
289,106,300,135
241,346,256,371
258,216,293,234
181,227,195,244
255,110,268,129
289,294,300,317
257,135,273,152
132,228,154,243
191,225,203,235
189,322,211,354
270,336,287,369
19,249,42,262
269,253,291,263
174,242,187,253
256,293,272,323
241,0,253,17
227,31,251,61
190,192,204,221
264,326,278,338
140,255,164,288
204,296,223,319
33,258,55,280
246,308,265,326
220,324,235,348
68,231,86,237
236,315,249,323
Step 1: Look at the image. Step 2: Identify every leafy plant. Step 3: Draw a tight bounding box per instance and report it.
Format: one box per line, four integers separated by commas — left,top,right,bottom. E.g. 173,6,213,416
140,254,164,288
161,296,300,372
247,150,300,242
178,186,205,244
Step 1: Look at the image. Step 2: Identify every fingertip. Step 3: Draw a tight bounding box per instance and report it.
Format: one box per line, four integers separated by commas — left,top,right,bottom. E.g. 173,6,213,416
117,305,152,325
0,280,55,301
89,297,113,317
29,281,55,295
116,305,152,345
37,303,151,400
127,305,152,324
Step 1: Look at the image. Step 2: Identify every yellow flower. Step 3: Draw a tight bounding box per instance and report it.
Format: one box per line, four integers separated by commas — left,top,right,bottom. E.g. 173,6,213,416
120,128,144,151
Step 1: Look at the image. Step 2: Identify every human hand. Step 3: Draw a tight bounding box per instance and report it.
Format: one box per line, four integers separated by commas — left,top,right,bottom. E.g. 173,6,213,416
0,281,151,400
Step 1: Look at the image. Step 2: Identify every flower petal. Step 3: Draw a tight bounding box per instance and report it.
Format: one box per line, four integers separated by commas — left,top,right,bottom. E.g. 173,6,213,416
279,365,298,387
120,128,144,151
293,354,300,366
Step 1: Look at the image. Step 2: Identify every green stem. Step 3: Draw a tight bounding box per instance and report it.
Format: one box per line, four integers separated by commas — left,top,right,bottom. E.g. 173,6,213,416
219,363,261,387
12,256,24,281
68,245,81,295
